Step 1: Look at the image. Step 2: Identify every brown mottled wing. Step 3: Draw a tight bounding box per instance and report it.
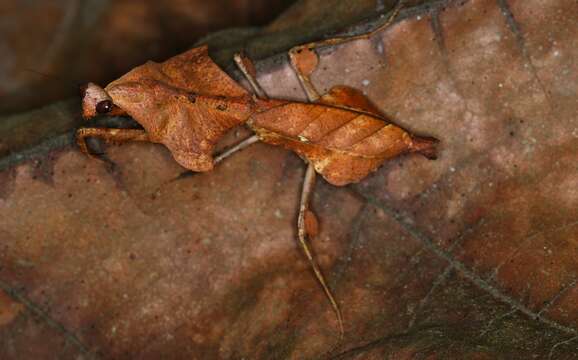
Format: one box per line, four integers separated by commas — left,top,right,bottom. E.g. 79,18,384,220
317,85,384,116
107,45,248,97
103,45,252,172
249,86,437,186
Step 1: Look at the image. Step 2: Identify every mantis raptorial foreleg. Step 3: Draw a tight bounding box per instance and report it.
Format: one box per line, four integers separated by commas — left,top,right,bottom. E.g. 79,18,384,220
76,128,149,158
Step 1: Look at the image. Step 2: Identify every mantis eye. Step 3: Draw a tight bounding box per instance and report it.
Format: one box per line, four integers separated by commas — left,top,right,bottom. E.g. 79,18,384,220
96,100,113,114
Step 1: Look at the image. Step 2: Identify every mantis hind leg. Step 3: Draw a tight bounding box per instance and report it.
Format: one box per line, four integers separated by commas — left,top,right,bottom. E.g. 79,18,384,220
298,163,345,340
235,7,408,334
234,52,268,99
288,0,405,100
234,46,346,339
287,34,348,340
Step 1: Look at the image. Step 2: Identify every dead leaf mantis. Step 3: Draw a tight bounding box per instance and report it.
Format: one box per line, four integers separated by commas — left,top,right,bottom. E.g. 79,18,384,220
76,0,437,339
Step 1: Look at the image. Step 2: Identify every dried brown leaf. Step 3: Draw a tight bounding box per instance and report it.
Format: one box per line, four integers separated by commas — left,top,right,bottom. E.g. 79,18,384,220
249,86,438,186
80,47,436,183
82,45,254,171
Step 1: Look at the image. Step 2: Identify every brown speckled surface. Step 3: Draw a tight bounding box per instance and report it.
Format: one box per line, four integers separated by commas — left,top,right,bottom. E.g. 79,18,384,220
1,0,577,358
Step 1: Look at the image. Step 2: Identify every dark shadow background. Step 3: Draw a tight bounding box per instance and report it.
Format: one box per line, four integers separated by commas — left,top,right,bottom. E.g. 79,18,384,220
0,0,295,115
1,0,577,358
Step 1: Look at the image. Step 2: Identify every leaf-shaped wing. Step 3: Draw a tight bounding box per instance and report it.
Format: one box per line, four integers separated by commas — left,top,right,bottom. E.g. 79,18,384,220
317,85,385,115
107,45,248,98
102,46,253,171
249,86,437,186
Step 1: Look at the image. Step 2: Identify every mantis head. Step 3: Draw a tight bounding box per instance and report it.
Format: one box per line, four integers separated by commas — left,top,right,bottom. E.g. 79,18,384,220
80,82,127,119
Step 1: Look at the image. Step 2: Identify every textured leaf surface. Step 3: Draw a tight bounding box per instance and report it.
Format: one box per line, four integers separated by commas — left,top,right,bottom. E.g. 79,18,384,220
94,46,253,171
0,0,577,359
250,86,437,186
